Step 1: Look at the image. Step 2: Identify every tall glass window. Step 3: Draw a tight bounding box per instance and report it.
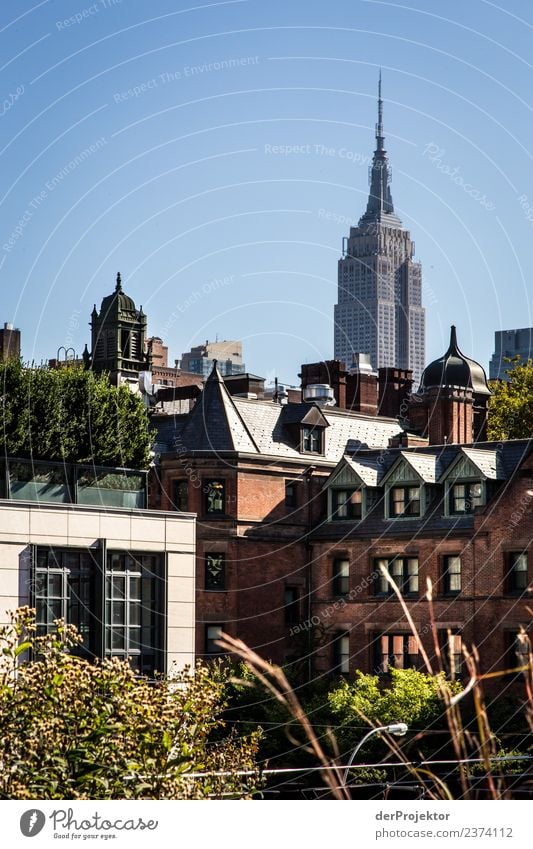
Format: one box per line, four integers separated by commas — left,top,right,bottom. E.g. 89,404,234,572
105,553,162,675
35,548,93,655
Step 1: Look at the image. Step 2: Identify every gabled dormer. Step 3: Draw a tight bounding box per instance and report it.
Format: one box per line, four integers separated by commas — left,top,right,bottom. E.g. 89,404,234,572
440,447,506,517
381,451,440,519
281,404,329,456
325,454,381,521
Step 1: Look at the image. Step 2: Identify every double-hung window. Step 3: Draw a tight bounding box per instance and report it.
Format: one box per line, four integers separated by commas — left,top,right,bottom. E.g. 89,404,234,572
302,426,322,454
331,488,362,520
376,557,419,596
450,482,483,514
332,558,350,596
389,485,420,517
506,552,528,593
333,632,350,674
375,634,419,674
173,480,189,512
442,555,461,595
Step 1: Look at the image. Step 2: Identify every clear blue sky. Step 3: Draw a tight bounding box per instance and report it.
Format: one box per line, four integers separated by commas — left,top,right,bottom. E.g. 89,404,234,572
1,0,532,385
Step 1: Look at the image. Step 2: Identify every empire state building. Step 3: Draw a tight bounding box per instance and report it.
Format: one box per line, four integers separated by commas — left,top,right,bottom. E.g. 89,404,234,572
333,76,425,386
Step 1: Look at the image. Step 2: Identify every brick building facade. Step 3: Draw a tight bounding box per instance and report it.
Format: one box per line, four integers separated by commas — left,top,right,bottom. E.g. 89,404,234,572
153,331,531,679
153,367,401,662
310,440,532,680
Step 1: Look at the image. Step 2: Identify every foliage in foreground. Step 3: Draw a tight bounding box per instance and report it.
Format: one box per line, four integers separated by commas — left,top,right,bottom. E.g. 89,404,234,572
0,609,260,800
0,358,153,468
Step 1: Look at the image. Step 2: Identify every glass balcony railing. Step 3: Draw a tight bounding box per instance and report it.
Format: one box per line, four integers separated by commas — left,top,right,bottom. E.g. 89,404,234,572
76,468,145,509
1,458,146,508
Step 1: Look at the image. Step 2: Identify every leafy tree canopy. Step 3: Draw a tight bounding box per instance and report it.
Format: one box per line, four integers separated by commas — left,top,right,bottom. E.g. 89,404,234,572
0,359,153,468
488,357,533,440
327,668,461,754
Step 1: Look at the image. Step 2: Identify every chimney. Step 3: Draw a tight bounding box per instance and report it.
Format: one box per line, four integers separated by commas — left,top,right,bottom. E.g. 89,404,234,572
224,373,265,399
301,360,347,408
408,387,474,445
378,367,413,418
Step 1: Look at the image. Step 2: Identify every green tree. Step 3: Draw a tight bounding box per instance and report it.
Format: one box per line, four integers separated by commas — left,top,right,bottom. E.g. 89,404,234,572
0,362,153,468
0,609,260,800
488,358,533,440
328,668,461,754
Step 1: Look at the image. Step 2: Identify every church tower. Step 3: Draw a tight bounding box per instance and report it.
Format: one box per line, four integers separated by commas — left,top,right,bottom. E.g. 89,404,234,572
334,74,425,386
85,272,150,386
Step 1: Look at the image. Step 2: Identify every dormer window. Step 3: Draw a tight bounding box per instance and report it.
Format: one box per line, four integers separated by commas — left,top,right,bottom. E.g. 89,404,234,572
381,453,435,521
302,425,323,454
389,485,420,518
331,488,362,520
449,481,483,515
441,449,499,517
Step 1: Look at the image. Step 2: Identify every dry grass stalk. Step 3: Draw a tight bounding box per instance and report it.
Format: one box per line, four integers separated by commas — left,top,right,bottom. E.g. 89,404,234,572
216,632,350,800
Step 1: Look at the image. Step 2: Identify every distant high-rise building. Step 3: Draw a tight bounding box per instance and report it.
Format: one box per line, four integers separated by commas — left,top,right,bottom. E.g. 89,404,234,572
179,340,245,377
334,74,425,386
0,322,20,360
489,327,533,380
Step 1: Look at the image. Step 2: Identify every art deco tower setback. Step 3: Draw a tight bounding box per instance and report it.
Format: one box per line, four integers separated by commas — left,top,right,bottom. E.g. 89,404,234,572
334,76,425,386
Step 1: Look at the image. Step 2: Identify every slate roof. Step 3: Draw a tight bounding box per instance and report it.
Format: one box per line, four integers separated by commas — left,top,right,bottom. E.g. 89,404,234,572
158,396,402,463
344,456,383,486
459,447,506,480
177,366,258,453
396,451,442,483
311,439,533,540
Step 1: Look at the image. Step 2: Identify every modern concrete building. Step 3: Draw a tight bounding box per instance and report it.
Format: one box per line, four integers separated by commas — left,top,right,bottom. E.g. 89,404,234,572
334,75,425,386
0,500,196,675
489,327,533,380
179,339,245,377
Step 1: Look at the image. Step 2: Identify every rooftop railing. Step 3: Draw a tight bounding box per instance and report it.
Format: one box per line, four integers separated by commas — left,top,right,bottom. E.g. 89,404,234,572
0,457,146,509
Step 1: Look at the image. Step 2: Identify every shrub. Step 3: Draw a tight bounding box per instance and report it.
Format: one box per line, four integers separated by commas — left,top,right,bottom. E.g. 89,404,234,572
0,609,260,800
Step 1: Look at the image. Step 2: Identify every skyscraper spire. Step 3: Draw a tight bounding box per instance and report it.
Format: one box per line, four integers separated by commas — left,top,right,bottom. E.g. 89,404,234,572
376,68,384,152
360,71,399,224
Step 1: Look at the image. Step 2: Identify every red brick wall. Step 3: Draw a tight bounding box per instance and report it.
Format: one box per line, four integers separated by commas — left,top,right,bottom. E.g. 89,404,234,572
309,457,533,681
